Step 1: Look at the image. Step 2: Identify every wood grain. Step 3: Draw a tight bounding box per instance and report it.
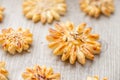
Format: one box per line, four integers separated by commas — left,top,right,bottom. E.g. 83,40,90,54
0,0,120,80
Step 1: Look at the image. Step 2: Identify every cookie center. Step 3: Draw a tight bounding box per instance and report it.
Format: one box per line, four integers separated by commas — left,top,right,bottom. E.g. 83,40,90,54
36,0,56,11
37,74,50,80
63,32,85,45
6,32,24,44
88,0,104,7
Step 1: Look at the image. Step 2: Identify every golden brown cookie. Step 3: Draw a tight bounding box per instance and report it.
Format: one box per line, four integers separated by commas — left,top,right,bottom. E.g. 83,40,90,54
80,0,114,18
46,21,101,65
87,76,108,80
0,62,8,80
23,0,67,24
22,65,60,80
0,7,5,22
0,27,33,54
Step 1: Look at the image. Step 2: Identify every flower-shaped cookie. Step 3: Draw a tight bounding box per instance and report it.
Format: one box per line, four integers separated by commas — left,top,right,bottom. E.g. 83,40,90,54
0,62,8,80
80,0,114,18
87,76,108,80
22,65,60,80
23,0,67,24
46,22,101,65
0,28,33,54
0,7,5,22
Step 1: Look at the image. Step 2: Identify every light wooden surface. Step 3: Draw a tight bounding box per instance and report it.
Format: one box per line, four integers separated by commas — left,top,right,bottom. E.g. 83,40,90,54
0,0,120,80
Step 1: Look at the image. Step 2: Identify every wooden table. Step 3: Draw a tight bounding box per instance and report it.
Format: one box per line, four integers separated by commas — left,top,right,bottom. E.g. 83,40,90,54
0,0,119,80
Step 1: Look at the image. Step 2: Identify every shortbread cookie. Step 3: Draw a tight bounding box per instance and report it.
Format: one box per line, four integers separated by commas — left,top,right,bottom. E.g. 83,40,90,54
22,65,60,80
87,76,108,80
0,7,5,22
0,62,8,80
0,28,33,54
23,0,67,24
80,0,114,18
46,21,101,65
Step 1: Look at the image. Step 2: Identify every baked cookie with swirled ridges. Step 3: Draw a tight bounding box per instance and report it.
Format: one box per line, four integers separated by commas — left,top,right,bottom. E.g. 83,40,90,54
0,7,5,22
46,21,101,65
0,62,8,80
80,0,114,18
22,65,60,80
0,27,33,54
23,0,67,24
